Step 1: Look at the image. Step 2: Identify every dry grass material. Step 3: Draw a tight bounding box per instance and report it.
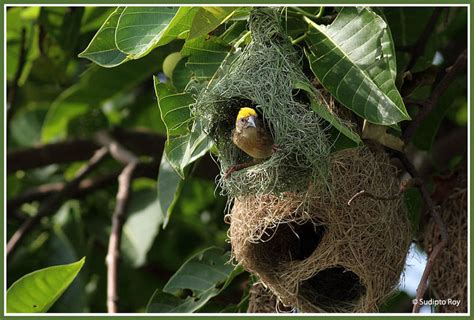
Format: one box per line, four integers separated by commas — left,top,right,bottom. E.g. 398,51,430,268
229,147,412,313
247,283,278,313
423,169,467,313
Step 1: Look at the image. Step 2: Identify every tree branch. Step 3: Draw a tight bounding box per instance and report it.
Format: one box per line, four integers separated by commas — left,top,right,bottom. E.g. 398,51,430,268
98,133,139,314
402,49,467,143
7,129,165,173
391,151,448,313
405,8,443,71
7,162,159,214
6,147,109,258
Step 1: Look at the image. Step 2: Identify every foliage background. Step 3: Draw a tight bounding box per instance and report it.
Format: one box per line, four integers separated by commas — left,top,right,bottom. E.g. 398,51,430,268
6,6,467,313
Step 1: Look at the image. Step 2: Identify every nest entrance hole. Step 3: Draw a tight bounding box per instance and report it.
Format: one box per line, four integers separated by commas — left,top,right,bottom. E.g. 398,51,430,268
250,221,326,268
299,266,366,309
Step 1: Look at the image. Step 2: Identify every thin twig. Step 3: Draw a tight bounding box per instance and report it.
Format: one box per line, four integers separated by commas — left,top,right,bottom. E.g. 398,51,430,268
391,151,448,313
403,49,467,143
405,8,443,71
7,28,28,128
97,133,139,314
7,162,159,214
6,147,109,258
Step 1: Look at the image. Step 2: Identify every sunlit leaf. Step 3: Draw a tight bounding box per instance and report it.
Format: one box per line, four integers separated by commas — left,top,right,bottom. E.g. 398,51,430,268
305,7,410,125
78,7,128,67
7,258,85,313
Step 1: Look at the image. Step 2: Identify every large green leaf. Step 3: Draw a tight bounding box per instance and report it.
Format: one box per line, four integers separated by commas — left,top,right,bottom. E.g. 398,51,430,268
7,258,85,313
146,247,243,313
188,7,238,39
78,7,128,67
305,7,410,125
181,35,230,82
121,188,164,268
114,7,196,60
154,77,212,178
157,154,186,228
154,79,192,137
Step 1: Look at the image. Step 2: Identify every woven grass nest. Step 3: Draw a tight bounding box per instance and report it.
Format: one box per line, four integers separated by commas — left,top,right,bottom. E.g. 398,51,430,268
228,147,411,312
193,8,412,313
422,168,467,313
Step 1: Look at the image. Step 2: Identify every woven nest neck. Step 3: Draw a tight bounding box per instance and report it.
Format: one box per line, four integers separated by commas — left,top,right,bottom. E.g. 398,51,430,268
192,9,331,197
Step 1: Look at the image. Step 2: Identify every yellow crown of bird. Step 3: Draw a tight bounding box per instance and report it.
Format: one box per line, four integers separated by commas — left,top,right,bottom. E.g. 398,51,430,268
236,107,257,120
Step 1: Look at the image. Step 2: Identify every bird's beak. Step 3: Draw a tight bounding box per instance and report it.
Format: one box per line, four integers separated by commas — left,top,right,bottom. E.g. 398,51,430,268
247,116,256,128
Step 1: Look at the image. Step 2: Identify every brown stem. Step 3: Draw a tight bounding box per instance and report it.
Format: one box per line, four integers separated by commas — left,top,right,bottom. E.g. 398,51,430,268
98,133,139,314
405,8,443,71
391,151,448,313
403,49,467,143
6,147,109,259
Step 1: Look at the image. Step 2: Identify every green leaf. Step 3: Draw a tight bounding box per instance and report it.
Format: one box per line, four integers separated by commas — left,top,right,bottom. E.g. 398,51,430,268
114,7,197,60
305,7,410,125
7,257,85,313
146,247,244,313
165,121,213,179
154,76,212,178
154,78,192,137
121,188,164,267
157,154,186,228
181,35,229,82
188,7,238,40
78,7,128,67
294,80,361,145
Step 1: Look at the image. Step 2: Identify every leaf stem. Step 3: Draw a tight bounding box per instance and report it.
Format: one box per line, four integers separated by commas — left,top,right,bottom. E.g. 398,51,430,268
291,33,307,45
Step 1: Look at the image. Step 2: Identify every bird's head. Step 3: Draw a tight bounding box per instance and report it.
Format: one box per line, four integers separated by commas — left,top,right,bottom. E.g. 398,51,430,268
235,107,258,132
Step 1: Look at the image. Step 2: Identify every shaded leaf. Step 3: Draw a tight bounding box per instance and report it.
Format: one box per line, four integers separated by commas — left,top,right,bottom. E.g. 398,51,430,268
181,35,229,82
165,121,213,179
121,188,164,267
294,80,361,145
188,7,238,39
157,154,186,228
305,7,409,125
7,258,85,313
78,7,128,67
146,247,243,313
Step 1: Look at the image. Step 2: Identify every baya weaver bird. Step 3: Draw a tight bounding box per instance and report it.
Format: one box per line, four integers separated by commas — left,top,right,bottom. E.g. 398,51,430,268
225,107,275,177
